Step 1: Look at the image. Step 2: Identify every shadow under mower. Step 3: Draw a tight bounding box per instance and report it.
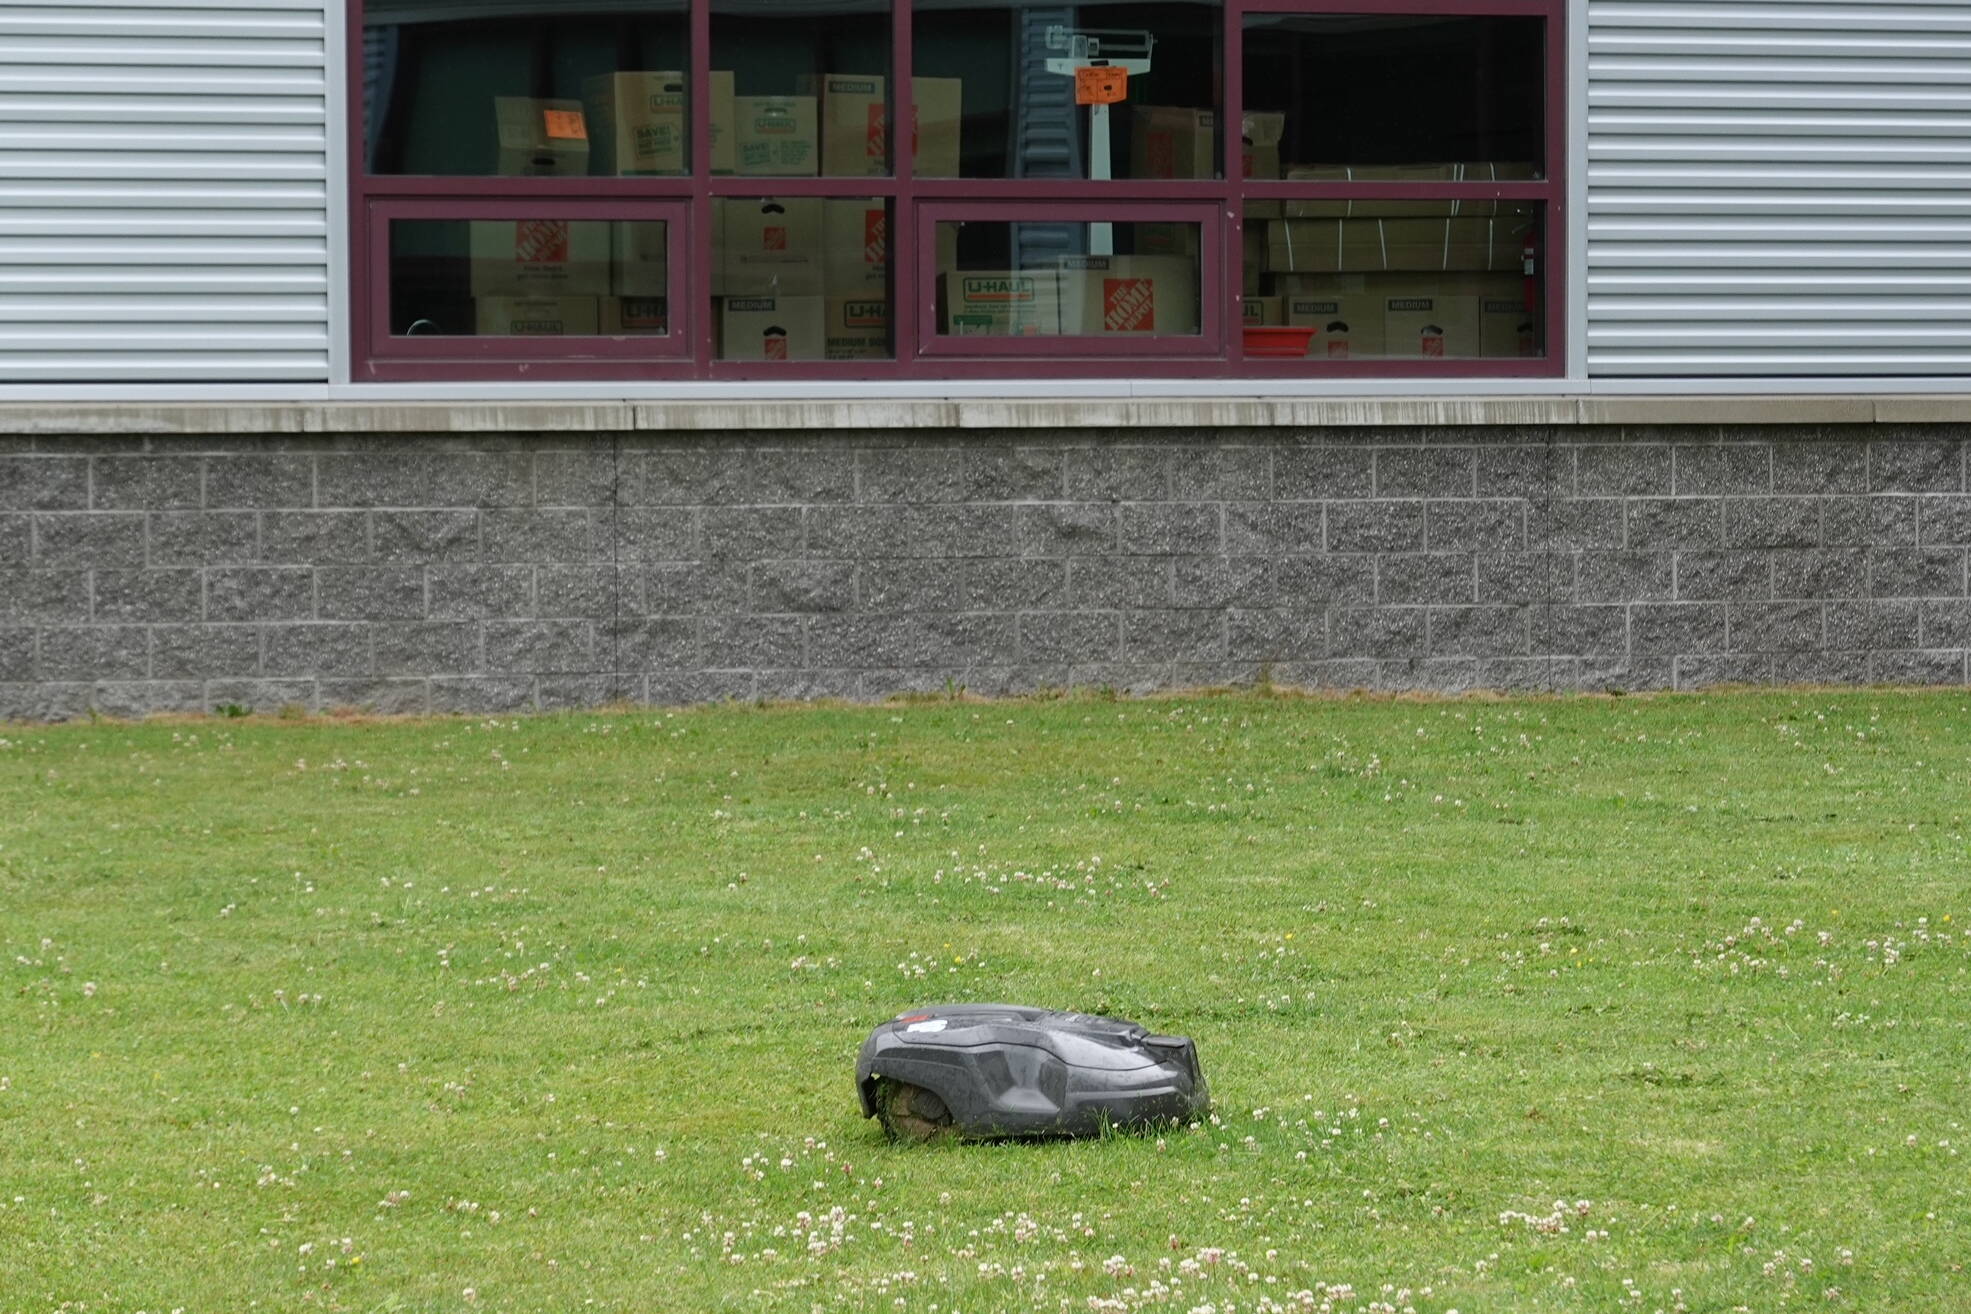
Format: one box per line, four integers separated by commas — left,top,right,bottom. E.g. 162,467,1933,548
856,1004,1209,1142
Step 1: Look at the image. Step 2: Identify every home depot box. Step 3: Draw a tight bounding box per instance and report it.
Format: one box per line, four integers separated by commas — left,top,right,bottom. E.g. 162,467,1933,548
1056,254,1199,335
914,77,963,177
1284,279,1383,358
1242,112,1285,219
719,294,824,360
1137,222,1201,259
721,197,823,295
939,270,1062,335
1471,273,1538,356
1130,106,1215,180
1377,280,1480,358
1283,164,1458,218
809,73,887,176
475,296,599,336
803,74,964,176
1242,295,1284,327
823,198,886,292
734,95,818,175
824,295,888,359
598,295,669,335
469,219,610,297
582,72,685,175
610,221,669,297
492,97,590,176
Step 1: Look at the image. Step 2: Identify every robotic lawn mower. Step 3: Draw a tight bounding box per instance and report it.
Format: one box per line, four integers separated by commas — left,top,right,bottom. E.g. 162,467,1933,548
856,1004,1209,1142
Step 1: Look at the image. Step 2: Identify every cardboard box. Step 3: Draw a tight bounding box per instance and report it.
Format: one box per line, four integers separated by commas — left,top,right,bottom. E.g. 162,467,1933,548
1472,273,1539,356
721,197,823,296
493,97,590,177
1242,112,1285,219
1242,295,1284,327
1378,281,1480,358
823,198,887,293
710,70,735,174
913,77,963,177
803,74,963,177
809,73,888,176
583,72,686,175
599,295,669,335
1130,106,1216,180
610,221,669,297
475,296,598,336
1265,218,1520,274
1057,254,1199,335
719,294,824,360
1283,164,1459,219
939,270,1061,336
824,295,889,359
469,219,610,297
1284,279,1383,359
1137,222,1202,259
735,95,818,175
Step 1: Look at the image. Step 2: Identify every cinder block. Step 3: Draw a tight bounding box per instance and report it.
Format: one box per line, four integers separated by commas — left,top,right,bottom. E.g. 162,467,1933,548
647,670,757,704
1532,603,1627,657
483,509,599,563
1627,499,1723,551
1673,444,1770,496
1773,549,1866,602
1868,649,1966,685
0,456,88,511
966,446,1067,501
204,455,313,509
1169,447,1268,502
608,617,700,670
703,506,802,559
1825,496,1916,547
0,628,32,681
1724,497,1820,550
1018,503,1118,557
1378,553,1476,606
1021,611,1122,664
1918,599,1971,648
1826,600,1920,651
94,569,201,622
373,509,479,563
1630,602,1728,655
207,567,314,622
318,678,430,716
1329,606,1427,659
751,560,855,613
1327,500,1423,553
1223,502,1322,554
855,448,965,504
0,569,90,624
0,516,26,568
1676,654,1773,689
152,625,260,679
1529,498,1625,551
485,620,595,674
1119,503,1220,555
1728,601,1824,653
534,565,621,619
860,561,963,611
1868,548,1964,599
1918,496,1971,547
428,565,532,621
429,676,537,713
1428,605,1529,657
1172,557,1279,610
1064,446,1172,502
317,453,532,508
620,448,749,506
964,559,1065,611
534,450,614,507
1376,447,1474,498
264,623,374,677
38,625,150,680
1121,609,1224,662
1773,440,1867,495
91,457,200,511
1476,552,1567,605
1576,444,1671,497
90,681,206,718
1426,499,1524,551
1474,445,1547,501
1676,552,1771,602
1225,608,1325,662
35,513,146,567
149,512,256,565
750,448,856,505
809,612,1017,668
319,567,425,620
260,511,366,564
1869,441,1962,494
1275,446,1374,500
701,615,804,667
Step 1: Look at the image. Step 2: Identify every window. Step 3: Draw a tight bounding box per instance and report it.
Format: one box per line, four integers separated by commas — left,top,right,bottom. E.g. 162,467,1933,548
353,0,1561,380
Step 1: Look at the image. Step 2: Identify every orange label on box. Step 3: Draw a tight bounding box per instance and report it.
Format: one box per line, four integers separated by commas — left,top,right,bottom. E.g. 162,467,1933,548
1103,277,1155,333
543,109,587,140
1074,66,1127,106
514,219,569,264
763,225,786,252
764,330,788,361
866,103,886,161
863,208,886,267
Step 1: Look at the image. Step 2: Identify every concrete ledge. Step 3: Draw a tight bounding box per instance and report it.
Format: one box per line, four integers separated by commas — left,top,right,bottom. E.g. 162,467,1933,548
0,395,1963,435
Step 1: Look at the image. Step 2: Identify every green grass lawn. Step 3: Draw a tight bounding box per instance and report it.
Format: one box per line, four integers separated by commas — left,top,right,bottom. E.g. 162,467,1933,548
2,690,1967,1313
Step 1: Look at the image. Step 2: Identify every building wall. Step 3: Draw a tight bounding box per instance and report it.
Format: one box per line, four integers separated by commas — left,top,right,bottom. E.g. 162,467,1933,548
1585,0,1971,375
3,423,1968,720
0,0,332,381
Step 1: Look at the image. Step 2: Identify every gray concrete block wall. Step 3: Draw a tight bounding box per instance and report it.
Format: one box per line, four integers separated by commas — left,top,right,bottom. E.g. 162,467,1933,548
0,425,1967,719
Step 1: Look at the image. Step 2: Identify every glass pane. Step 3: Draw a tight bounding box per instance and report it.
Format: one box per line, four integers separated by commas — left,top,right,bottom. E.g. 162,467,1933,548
713,197,891,360
388,218,669,338
1240,202,1543,360
1241,15,1543,175
915,1,1223,180
363,1,690,176
935,220,1202,337
712,0,891,176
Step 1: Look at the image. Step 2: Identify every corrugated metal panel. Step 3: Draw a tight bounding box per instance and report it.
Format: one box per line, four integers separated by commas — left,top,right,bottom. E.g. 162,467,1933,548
1588,0,1971,374
0,1,327,381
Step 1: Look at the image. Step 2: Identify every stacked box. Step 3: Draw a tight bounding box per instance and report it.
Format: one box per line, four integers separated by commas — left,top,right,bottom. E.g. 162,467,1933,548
735,96,818,175
1283,277,1382,358
940,271,1061,336
1056,254,1199,336
492,97,590,176
1379,282,1480,358
475,297,599,336
722,197,823,296
720,295,824,359
611,221,669,297
599,296,669,335
805,74,964,176
1130,106,1215,180
709,71,736,174
1242,295,1284,327
824,296,888,359
469,219,610,297
582,72,685,175
823,199,886,293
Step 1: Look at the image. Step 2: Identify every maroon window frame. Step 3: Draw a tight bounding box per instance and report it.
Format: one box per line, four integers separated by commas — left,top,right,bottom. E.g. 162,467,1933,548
348,0,1565,382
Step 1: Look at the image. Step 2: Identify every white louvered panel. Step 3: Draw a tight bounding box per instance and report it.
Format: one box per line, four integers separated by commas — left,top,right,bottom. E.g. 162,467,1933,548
0,2,325,378
1588,0,1971,375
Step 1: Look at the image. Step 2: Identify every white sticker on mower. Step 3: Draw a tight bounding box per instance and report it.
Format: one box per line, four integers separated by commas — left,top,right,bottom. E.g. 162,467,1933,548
905,1019,948,1033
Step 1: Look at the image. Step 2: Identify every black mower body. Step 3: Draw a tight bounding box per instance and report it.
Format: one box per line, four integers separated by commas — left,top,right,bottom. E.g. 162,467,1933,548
856,1004,1208,1139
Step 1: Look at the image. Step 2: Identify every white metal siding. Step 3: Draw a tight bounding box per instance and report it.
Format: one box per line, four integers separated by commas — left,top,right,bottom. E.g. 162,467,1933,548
1588,0,1971,375
0,0,329,381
